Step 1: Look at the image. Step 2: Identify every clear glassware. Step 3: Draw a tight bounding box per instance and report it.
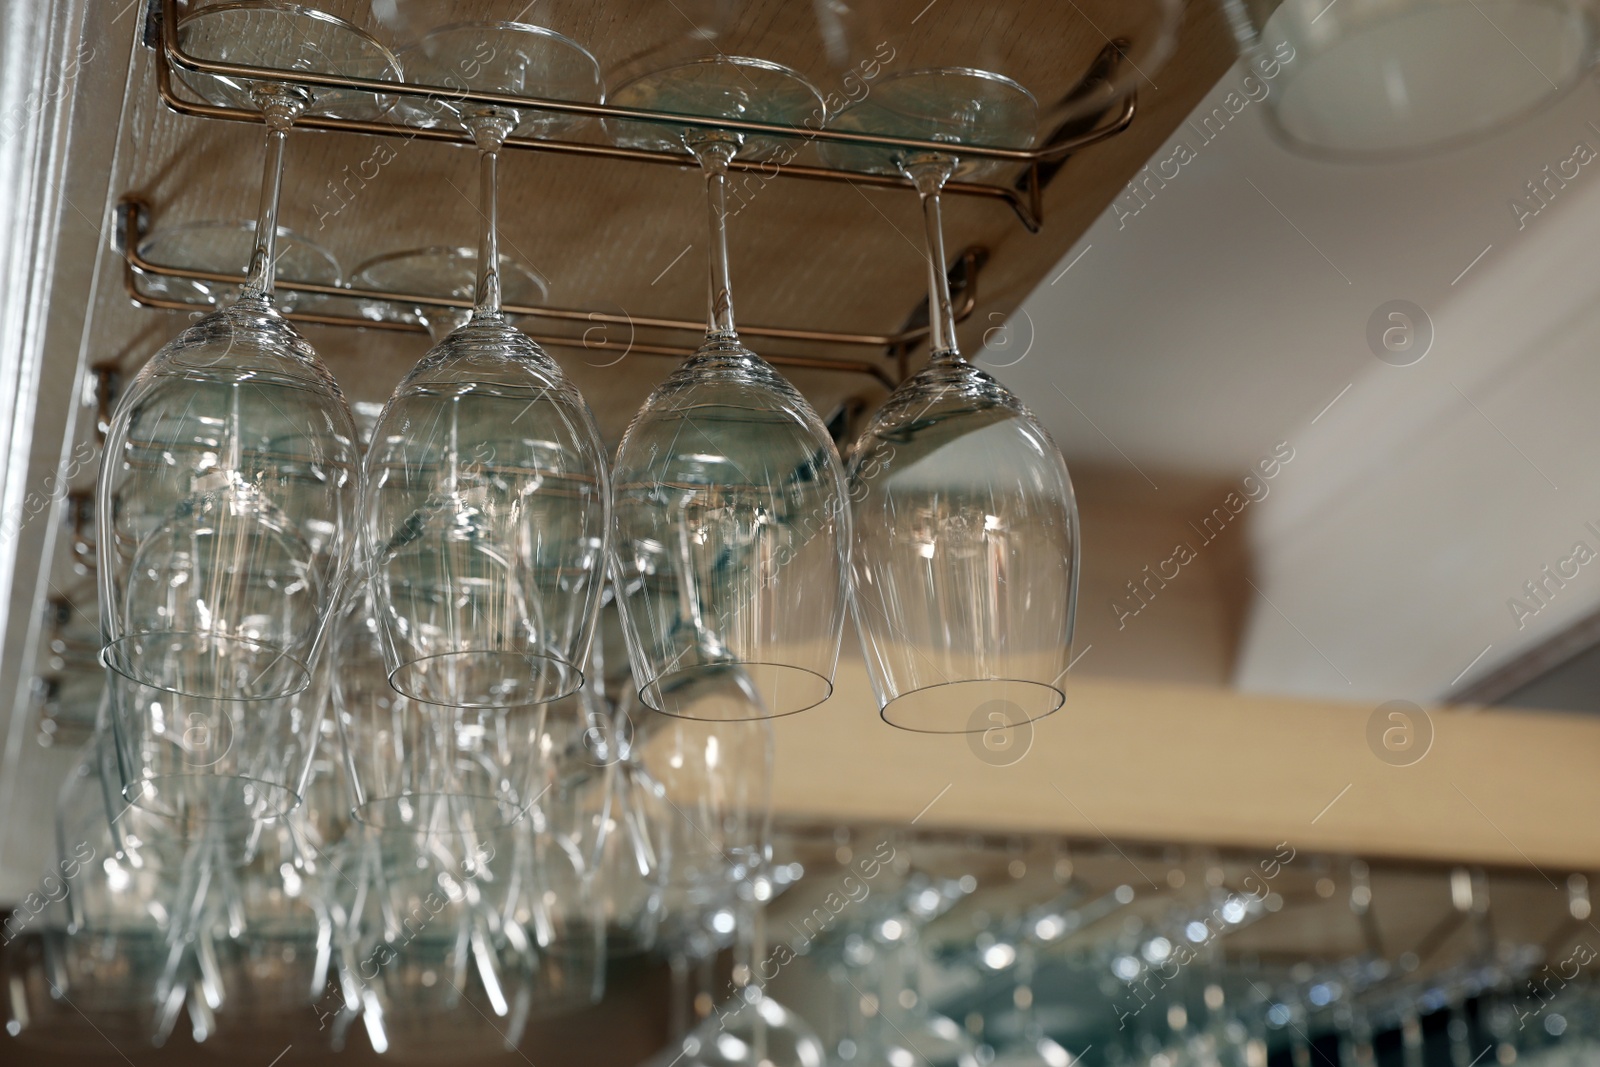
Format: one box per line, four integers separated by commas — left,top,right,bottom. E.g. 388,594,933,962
195,820,336,1049
169,2,401,123
301,715,370,1049
99,353,352,754
195,721,360,1051
607,56,850,720
333,577,548,833
351,823,535,1060
823,69,1079,734
294,715,367,932
98,1,398,816
634,673,773,912
570,595,668,957
500,708,608,1013
23,734,191,1049
1220,0,1597,160
350,246,548,344
137,218,341,314
361,21,610,712
110,646,331,824
396,19,605,139
634,674,830,1067
634,679,771,1055
596,713,668,957
809,0,1181,137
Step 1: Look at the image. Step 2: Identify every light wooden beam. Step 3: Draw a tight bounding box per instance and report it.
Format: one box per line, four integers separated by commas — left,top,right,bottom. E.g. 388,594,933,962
774,662,1600,871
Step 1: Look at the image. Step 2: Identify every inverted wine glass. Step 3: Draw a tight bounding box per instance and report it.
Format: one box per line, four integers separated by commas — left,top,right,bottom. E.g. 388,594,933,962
657,864,830,1067
98,2,398,816
633,682,827,1067
348,814,530,1060
633,669,773,909
29,732,194,1050
498,709,609,1013
334,575,548,838
607,56,850,720
823,69,1079,734
361,21,610,712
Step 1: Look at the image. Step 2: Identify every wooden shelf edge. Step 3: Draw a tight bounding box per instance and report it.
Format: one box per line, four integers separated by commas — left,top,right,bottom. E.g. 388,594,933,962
772,665,1600,871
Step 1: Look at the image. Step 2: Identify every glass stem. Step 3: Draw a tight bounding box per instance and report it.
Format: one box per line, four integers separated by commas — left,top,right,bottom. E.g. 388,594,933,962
668,950,691,1042
731,877,769,1062
467,112,514,319
695,138,739,342
240,98,299,303
906,157,960,361
475,146,501,315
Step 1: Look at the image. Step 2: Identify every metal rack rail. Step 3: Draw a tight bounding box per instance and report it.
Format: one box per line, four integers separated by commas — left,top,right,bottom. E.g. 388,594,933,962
118,197,992,390
150,0,1137,234
123,0,1142,386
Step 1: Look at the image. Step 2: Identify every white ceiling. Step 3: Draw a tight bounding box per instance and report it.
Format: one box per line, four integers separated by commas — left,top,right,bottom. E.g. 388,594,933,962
986,51,1600,705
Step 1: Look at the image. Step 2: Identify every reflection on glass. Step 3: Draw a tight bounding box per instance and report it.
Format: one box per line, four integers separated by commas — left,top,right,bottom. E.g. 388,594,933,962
824,69,1079,734
608,56,849,720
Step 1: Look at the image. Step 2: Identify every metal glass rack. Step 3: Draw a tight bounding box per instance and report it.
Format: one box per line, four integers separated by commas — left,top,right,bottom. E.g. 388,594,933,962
123,0,1138,386
117,195,987,389
149,0,1137,234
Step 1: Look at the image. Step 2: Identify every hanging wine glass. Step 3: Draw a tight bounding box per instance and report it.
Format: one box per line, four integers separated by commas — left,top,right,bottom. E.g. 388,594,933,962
633,671,770,1052
607,56,850,720
27,732,192,1050
333,575,547,838
198,720,360,1051
110,659,338,824
582,595,667,957
98,2,399,817
634,674,830,1067
362,21,610,713
635,671,773,915
350,246,548,344
499,707,608,1014
350,819,533,1060
822,70,1079,734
